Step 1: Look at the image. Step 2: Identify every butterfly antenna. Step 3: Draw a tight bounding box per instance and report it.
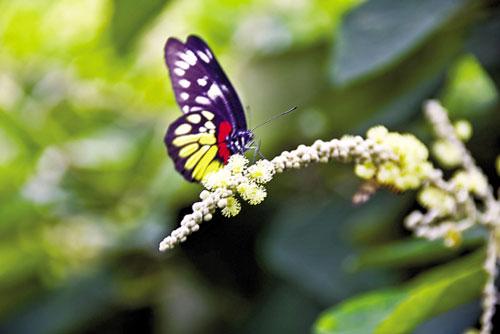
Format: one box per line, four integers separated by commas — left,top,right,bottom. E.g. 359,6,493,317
251,106,297,131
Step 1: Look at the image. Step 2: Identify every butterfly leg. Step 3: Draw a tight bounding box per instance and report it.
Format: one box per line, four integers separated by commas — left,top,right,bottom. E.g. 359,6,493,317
250,139,266,162
257,140,266,159
251,143,258,163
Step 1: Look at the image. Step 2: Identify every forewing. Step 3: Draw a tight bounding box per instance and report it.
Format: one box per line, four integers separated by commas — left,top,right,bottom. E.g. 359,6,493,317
164,35,247,130
165,110,224,182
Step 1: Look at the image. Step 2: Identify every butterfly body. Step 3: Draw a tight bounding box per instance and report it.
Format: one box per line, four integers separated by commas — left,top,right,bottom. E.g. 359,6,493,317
163,35,253,182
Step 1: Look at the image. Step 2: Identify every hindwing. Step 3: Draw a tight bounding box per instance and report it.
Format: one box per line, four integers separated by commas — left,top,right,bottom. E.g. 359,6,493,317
165,110,228,182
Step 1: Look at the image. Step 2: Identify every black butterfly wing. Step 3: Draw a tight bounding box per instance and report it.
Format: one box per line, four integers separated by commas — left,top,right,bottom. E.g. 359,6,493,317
164,35,247,130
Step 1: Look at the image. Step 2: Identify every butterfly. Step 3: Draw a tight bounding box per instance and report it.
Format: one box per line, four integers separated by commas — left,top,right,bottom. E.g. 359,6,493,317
164,35,254,182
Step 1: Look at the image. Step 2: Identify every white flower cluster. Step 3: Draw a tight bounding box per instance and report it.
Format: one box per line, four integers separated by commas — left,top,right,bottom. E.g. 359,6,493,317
354,126,435,191
404,100,500,334
406,101,498,239
159,156,275,251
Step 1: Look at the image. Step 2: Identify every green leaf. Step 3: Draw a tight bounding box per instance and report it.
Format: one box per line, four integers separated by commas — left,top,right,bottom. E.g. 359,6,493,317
315,289,407,334
440,54,499,117
331,0,471,85
315,16,467,134
108,0,169,55
314,250,487,334
351,228,485,270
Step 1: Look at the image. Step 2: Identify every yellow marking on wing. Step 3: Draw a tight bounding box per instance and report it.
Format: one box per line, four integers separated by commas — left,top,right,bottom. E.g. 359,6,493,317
175,123,192,135
185,145,210,170
199,133,216,145
179,143,199,158
201,111,214,120
193,146,218,180
187,114,201,124
202,160,222,180
172,134,202,147
173,133,215,147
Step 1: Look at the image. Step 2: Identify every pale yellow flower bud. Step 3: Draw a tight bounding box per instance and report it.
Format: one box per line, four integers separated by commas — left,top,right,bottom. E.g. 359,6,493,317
227,155,248,174
247,160,274,184
221,196,241,217
454,120,472,142
432,140,461,168
202,168,232,189
354,161,376,179
451,170,488,197
444,227,462,248
376,162,400,185
418,186,455,216
237,182,267,205
366,126,388,142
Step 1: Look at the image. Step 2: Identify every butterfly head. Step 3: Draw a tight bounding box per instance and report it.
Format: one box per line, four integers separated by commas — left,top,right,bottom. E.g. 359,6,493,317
227,129,254,155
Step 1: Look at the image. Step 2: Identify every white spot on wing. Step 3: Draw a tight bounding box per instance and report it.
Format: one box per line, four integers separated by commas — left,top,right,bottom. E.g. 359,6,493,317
205,48,213,59
197,51,210,63
187,114,201,124
204,121,215,129
180,92,189,100
180,51,197,66
179,79,191,88
197,78,207,87
199,127,207,133
195,96,210,105
175,60,189,70
175,123,192,135
174,68,185,76
201,111,214,120
207,84,222,99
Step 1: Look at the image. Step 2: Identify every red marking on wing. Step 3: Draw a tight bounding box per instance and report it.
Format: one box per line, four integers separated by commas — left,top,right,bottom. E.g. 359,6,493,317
217,121,232,163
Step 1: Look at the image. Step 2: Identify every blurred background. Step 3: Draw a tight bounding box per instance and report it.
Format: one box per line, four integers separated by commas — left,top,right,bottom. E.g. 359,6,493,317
0,0,499,333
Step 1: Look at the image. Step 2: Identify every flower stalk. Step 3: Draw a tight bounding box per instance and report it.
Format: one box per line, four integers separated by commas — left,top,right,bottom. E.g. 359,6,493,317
159,134,398,251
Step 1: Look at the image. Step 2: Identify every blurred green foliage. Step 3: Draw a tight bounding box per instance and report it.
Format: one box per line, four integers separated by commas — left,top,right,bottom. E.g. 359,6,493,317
0,0,499,333
315,250,486,334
